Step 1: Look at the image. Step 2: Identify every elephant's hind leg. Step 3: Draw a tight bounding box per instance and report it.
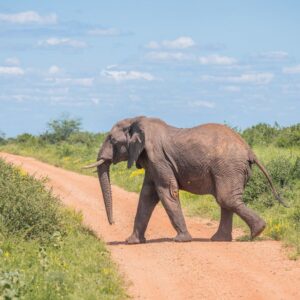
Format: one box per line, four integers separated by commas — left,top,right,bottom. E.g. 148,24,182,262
214,176,266,240
211,207,233,241
233,204,266,239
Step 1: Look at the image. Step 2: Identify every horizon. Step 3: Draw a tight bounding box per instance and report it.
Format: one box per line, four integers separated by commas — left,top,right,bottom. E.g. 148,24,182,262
2,115,298,139
0,1,299,137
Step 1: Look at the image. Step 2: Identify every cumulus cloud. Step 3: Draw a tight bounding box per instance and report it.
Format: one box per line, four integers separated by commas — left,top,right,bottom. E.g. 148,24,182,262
257,51,289,61
198,54,237,65
91,98,100,105
102,69,155,81
0,66,24,75
282,64,300,74
146,36,195,49
48,65,61,75
47,77,94,87
188,100,215,109
0,11,57,24
87,28,121,36
146,51,191,61
223,85,241,92
201,72,274,85
38,37,87,48
146,41,160,49
163,36,195,49
5,57,20,66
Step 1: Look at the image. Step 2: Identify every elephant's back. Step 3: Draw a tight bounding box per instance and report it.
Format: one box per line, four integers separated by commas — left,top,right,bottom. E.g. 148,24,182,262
176,123,249,149
194,123,248,146
172,123,253,166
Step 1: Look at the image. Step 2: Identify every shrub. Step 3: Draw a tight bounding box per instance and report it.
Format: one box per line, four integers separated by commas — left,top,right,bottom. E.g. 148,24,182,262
67,131,96,145
266,156,295,187
292,157,300,180
0,159,126,299
0,131,6,145
0,159,64,240
275,124,300,148
56,143,74,158
244,155,296,207
15,133,36,144
241,123,300,148
242,123,279,146
244,167,268,205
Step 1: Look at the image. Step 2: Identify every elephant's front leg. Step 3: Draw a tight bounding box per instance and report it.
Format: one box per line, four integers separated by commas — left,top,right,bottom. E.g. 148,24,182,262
156,184,192,242
211,207,233,241
126,176,159,244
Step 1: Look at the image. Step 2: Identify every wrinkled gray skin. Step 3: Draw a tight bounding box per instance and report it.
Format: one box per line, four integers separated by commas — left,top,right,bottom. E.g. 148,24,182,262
92,116,285,244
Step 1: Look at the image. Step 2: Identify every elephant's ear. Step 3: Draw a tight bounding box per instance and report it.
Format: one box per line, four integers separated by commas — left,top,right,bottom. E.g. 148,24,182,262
127,122,145,169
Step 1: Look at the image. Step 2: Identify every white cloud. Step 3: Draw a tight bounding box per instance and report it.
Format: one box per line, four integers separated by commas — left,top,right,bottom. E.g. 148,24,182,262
223,85,241,92
146,51,191,61
258,51,288,60
11,94,28,101
48,65,61,75
91,98,100,105
87,28,121,36
102,69,155,81
188,100,215,109
38,38,87,48
201,72,274,85
5,57,20,66
198,54,237,65
0,11,57,24
282,65,300,74
162,36,195,49
0,66,24,75
146,36,195,49
47,77,94,87
146,41,160,49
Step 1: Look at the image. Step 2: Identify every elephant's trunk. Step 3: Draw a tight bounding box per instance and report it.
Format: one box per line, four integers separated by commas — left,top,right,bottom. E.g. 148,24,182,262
97,161,114,225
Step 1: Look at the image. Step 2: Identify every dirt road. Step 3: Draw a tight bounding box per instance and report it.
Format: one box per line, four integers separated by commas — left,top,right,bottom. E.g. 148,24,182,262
1,152,300,300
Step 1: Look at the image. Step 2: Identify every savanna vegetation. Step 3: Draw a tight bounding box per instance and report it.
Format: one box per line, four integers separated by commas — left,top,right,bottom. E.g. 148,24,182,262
0,158,126,299
0,117,299,258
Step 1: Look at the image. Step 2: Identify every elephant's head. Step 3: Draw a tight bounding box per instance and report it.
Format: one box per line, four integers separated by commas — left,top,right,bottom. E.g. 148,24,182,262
83,116,147,224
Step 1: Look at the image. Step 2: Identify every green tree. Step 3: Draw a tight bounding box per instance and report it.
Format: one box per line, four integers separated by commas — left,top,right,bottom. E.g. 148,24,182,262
40,115,81,143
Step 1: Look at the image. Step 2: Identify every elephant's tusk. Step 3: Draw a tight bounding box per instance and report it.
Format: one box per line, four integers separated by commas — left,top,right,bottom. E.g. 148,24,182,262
82,159,105,169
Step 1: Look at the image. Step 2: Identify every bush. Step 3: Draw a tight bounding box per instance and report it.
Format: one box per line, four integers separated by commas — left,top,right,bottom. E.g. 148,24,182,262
0,131,6,145
242,123,279,146
244,167,268,205
0,159,64,240
244,155,297,207
267,156,295,188
0,159,126,299
292,157,300,180
242,123,300,148
275,124,300,148
67,131,96,145
15,133,36,144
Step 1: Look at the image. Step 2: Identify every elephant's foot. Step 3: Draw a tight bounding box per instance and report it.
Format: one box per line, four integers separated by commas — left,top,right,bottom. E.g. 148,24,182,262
174,231,192,242
250,219,266,239
126,233,146,245
211,231,232,242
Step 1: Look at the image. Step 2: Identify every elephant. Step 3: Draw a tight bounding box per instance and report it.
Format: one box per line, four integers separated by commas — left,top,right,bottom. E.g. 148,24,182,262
84,116,287,244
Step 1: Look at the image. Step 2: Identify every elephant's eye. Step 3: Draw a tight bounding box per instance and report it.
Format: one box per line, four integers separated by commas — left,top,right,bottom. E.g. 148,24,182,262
110,136,117,144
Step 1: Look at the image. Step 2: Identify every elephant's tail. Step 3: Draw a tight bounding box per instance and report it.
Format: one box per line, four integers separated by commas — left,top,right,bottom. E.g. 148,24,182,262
253,158,289,207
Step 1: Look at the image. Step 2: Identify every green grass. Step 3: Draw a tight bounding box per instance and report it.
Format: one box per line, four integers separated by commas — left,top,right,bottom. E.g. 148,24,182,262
0,159,127,299
1,141,300,258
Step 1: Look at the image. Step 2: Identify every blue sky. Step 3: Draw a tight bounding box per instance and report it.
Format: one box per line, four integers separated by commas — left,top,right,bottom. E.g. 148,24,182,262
0,1,299,136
